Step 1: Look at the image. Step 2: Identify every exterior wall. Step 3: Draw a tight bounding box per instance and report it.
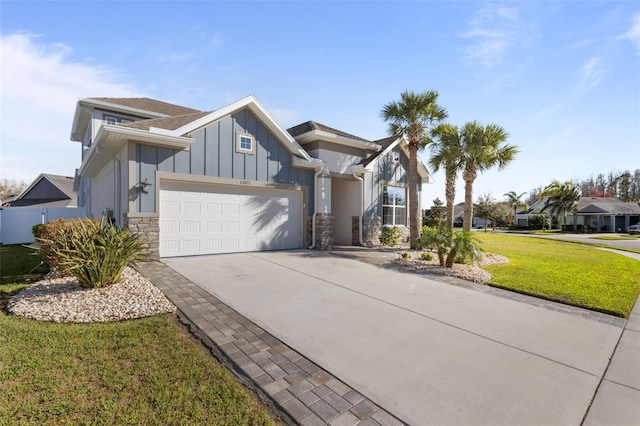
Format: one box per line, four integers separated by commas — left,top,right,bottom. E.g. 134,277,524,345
365,148,412,218
305,141,368,175
124,213,159,260
352,216,382,246
134,108,315,213
88,144,129,226
332,178,361,245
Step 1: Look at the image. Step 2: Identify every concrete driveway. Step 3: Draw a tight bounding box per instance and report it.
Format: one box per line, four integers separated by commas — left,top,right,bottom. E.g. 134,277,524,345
165,251,624,426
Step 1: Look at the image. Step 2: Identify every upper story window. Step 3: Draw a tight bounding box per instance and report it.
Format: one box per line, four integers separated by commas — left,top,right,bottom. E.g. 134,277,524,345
236,132,255,155
392,151,400,163
103,114,133,126
382,185,407,226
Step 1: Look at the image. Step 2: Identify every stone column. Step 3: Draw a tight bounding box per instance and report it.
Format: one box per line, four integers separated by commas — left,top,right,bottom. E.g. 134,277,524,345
316,213,334,250
124,213,160,260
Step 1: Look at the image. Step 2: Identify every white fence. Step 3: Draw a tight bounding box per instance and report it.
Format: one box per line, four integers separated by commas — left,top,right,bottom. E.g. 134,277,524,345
0,206,88,245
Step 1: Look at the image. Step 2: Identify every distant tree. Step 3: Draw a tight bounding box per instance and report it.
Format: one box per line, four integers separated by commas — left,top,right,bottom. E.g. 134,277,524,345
429,123,463,229
424,198,445,227
459,121,518,232
526,187,542,206
0,179,27,196
540,180,581,231
382,90,448,248
503,191,528,226
475,193,506,231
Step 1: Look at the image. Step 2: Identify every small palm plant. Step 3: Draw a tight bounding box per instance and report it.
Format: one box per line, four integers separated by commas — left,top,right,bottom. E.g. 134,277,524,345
420,220,483,268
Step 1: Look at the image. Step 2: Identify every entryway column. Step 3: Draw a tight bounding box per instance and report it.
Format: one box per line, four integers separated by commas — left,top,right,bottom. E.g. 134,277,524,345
316,171,334,250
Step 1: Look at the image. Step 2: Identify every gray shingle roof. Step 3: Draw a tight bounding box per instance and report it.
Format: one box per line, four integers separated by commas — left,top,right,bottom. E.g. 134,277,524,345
359,136,397,166
121,111,212,132
288,121,372,143
89,97,201,116
528,197,640,215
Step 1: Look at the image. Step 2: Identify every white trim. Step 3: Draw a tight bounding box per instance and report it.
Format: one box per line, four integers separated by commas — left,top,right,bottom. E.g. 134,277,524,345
295,129,382,151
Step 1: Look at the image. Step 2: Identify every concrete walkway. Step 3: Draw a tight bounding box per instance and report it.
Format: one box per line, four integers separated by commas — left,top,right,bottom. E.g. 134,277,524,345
156,250,638,425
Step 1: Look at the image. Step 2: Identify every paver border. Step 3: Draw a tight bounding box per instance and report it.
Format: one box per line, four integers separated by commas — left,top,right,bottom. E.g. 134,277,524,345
135,261,407,426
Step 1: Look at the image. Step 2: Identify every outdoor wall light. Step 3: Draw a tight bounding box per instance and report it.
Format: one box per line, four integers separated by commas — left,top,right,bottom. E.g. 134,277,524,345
140,178,151,194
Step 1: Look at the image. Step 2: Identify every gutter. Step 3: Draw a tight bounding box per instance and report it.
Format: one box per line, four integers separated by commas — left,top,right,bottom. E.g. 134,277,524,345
308,164,325,250
351,165,367,247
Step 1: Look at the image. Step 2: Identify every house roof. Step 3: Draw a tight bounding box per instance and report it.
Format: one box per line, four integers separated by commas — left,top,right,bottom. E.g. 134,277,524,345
288,121,372,144
527,197,640,215
88,97,201,116
122,111,212,131
9,174,76,207
359,136,396,167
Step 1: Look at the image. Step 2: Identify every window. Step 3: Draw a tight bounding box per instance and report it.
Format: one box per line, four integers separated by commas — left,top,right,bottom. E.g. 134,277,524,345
392,151,400,163
103,114,133,126
236,132,255,155
382,186,407,226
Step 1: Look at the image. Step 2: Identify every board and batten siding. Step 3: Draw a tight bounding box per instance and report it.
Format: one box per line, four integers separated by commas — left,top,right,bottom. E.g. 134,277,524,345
135,108,314,213
365,148,417,217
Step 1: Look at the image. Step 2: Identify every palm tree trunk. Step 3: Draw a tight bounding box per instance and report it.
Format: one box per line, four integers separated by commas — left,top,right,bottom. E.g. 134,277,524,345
408,143,420,248
462,165,477,232
445,167,456,229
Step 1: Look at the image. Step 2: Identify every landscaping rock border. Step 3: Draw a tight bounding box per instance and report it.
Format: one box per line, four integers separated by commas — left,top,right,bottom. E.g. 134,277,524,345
7,266,176,323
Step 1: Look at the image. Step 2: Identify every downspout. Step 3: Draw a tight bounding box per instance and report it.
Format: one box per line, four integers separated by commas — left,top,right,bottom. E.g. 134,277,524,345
308,166,323,250
352,166,366,247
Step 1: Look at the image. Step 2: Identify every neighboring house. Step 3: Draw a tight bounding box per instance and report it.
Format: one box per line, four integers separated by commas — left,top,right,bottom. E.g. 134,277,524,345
451,203,484,228
5,174,76,207
522,197,640,232
70,95,432,258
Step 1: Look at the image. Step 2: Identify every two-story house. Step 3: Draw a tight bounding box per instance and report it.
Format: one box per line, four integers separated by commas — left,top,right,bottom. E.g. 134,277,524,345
70,95,432,258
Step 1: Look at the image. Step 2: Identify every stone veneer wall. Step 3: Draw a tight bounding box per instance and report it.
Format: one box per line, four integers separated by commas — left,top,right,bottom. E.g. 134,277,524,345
315,213,334,250
124,213,159,260
352,216,383,246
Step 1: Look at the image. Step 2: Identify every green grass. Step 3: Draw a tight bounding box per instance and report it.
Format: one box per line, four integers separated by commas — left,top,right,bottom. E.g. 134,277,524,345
0,246,279,425
475,233,640,317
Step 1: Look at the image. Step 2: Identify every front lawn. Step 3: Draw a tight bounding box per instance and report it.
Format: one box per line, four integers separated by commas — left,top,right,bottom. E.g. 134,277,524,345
0,245,279,425
475,233,640,317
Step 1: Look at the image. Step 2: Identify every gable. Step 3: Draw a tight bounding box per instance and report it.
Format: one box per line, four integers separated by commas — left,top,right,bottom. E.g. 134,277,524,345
21,176,70,201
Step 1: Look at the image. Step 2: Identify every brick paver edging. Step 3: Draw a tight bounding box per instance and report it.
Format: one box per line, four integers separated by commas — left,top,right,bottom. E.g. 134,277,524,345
135,261,406,426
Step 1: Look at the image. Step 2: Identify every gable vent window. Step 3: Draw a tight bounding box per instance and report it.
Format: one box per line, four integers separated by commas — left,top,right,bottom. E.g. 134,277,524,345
236,132,256,155
103,115,133,126
392,152,400,163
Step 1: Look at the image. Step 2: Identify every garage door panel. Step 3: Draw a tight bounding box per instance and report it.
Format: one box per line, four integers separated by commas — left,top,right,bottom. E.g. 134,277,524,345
159,182,302,257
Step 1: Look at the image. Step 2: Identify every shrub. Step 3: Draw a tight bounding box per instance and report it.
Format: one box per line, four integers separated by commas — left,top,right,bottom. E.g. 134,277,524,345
421,252,433,261
419,221,483,268
379,226,402,246
36,220,146,288
34,218,101,268
528,214,550,230
400,252,410,260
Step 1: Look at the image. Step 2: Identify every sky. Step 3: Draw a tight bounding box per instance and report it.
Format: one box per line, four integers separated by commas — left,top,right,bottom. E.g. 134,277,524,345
1,0,639,206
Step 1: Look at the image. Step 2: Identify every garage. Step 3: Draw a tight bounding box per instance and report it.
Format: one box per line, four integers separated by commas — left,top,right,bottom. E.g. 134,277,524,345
159,181,303,257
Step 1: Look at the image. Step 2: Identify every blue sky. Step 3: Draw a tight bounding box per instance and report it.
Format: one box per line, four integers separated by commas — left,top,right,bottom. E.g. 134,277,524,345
1,1,639,205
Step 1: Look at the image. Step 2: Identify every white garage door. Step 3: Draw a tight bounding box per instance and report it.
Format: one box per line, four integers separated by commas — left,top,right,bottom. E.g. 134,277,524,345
159,181,303,257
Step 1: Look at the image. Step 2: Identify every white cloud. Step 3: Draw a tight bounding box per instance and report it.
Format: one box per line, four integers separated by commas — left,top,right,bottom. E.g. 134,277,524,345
578,57,604,92
622,12,640,54
458,4,537,68
0,33,143,182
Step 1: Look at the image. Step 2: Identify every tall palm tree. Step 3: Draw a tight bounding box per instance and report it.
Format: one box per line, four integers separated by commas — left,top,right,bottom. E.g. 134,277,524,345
429,123,463,229
504,191,528,226
540,180,581,231
381,90,448,248
459,121,518,232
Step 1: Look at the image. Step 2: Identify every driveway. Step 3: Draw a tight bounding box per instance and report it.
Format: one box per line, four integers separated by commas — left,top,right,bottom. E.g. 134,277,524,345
165,251,623,426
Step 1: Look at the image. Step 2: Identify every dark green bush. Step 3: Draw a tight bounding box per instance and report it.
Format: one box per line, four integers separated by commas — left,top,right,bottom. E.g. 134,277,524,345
379,226,402,246
36,220,146,288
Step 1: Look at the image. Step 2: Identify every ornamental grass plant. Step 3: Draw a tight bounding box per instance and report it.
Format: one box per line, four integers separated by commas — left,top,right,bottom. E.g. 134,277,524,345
36,219,146,288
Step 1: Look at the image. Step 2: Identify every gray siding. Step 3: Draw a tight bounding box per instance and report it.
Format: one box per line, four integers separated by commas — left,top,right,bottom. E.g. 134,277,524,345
136,108,314,212
366,148,413,217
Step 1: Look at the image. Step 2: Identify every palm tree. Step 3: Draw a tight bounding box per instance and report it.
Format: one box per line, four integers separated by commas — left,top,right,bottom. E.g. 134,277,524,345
381,90,448,248
504,191,528,226
540,180,581,231
459,121,518,232
429,123,463,229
